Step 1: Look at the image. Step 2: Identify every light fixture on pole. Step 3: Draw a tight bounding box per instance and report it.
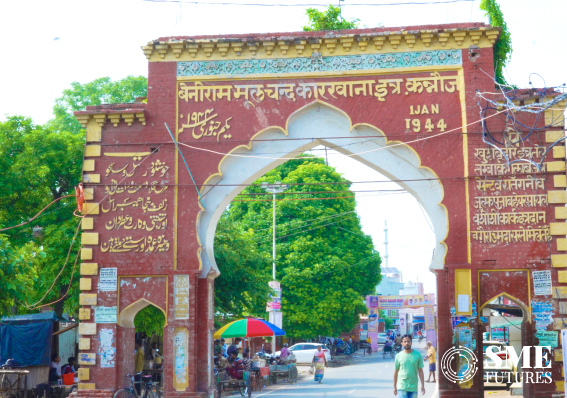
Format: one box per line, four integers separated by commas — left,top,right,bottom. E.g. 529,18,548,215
260,181,288,354
260,182,288,281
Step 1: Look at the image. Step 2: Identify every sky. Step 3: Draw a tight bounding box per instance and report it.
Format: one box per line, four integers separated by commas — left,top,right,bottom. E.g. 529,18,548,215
1,0,566,295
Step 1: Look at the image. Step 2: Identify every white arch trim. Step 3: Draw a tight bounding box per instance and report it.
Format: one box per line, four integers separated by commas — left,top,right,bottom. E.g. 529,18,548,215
118,298,168,328
195,100,448,278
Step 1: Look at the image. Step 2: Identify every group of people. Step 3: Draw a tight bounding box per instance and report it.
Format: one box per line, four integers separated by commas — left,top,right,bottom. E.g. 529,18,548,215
213,338,251,380
213,339,299,381
49,354,77,384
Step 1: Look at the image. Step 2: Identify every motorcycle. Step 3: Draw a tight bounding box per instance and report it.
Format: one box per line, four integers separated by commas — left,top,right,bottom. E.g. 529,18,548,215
382,344,395,359
335,341,353,355
393,343,402,354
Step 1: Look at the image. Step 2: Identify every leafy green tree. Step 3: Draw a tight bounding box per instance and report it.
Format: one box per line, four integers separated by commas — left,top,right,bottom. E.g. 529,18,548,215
219,157,381,338
49,76,147,134
303,5,360,32
0,234,44,316
214,218,272,326
480,0,512,86
135,305,166,337
0,76,148,317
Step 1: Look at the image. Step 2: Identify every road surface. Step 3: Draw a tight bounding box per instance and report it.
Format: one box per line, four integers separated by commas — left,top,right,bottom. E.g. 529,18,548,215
254,341,438,398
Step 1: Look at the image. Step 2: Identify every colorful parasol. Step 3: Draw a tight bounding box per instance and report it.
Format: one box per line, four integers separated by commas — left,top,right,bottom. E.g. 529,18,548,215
214,318,285,339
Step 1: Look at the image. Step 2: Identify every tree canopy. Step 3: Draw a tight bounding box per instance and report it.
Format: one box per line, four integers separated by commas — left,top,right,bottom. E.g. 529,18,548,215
303,5,360,32
217,156,381,338
0,76,147,318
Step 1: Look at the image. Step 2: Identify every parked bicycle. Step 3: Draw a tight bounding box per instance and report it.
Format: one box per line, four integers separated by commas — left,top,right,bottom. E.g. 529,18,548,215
113,372,161,398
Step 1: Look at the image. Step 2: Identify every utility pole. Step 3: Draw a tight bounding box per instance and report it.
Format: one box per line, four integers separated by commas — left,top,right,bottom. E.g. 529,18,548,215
261,181,288,354
384,220,389,269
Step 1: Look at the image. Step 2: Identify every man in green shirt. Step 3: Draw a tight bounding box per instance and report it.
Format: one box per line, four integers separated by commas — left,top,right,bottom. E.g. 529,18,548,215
393,334,425,397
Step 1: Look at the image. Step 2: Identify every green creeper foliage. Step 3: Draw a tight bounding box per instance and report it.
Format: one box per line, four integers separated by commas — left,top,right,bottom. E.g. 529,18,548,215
218,156,381,338
49,76,148,134
480,0,513,87
134,305,165,337
303,5,360,32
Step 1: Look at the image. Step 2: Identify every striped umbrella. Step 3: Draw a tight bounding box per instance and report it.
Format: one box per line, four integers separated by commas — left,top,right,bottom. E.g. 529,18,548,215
214,318,285,339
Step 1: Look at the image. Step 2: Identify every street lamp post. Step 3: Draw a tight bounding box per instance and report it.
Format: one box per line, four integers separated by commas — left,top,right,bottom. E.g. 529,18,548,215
260,182,288,281
261,181,288,354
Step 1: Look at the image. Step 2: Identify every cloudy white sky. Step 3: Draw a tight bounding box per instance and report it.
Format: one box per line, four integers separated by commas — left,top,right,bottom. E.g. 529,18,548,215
1,0,565,294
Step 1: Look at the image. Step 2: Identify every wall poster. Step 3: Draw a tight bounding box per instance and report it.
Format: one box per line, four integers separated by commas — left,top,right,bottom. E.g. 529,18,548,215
173,327,189,391
99,268,117,292
174,275,190,320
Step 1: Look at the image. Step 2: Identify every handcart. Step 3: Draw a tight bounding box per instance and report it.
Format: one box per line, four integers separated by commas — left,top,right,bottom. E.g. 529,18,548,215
215,369,251,397
268,363,298,385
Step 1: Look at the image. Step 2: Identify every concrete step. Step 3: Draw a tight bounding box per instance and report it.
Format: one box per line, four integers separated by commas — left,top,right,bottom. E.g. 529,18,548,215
510,382,523,396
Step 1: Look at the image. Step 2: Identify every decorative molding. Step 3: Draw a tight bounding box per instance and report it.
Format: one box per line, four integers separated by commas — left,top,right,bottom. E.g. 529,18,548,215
74,111,146,129
144,27,500,62
177,49,462,77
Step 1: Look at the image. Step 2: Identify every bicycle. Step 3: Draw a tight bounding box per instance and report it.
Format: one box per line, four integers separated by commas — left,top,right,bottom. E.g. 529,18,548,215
113,372,161,398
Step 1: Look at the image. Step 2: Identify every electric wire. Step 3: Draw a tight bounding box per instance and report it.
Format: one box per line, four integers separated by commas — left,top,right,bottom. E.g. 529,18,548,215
0,194,74,232
176,107,508,162
26,144,166,309
144,0,474,6
253,211,358,240
256,214,358,243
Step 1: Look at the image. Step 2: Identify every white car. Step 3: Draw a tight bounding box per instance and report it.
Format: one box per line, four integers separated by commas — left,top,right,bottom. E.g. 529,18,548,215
275,343,331,364
377,333,389,344
483,340,517,385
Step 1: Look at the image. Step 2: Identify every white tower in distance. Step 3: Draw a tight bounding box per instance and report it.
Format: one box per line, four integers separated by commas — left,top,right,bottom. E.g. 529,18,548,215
384,220,389,269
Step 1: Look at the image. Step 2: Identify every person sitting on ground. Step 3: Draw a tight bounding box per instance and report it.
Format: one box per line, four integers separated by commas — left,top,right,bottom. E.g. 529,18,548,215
61,357,76,375
226,352,244,380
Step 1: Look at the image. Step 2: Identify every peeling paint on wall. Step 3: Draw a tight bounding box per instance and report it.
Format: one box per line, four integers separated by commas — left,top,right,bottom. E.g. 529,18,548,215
99,328,116,368
173,328,189,391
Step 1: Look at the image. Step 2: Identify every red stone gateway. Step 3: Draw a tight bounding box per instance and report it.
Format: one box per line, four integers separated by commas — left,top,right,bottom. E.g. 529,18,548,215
74,23,566,398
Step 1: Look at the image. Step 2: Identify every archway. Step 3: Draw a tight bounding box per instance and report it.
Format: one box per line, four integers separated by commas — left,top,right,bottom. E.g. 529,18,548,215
480,293,529,393
196,101,448,278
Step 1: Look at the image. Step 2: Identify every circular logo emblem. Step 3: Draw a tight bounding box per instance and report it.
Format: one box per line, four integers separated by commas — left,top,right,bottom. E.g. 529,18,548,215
441,346,478,383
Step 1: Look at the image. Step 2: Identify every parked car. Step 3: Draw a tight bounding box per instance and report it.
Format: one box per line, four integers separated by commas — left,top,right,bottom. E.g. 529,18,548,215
377,333,389,344
483,340,517,386
274,343,331,364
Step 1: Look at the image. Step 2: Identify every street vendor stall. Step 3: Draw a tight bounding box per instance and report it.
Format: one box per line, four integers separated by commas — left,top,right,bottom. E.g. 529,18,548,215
0,312,78,397
214,318,287,396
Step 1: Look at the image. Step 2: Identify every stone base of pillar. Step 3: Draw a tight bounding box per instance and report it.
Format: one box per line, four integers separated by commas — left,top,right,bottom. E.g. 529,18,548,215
75,389,114,398
75,390,208,398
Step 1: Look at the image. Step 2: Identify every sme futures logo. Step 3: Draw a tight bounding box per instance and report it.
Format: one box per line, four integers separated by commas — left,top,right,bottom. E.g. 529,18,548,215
441,345,553,384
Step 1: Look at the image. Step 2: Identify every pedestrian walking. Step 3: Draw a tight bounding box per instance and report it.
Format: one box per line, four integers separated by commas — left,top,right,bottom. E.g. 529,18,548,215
423,341,436,383
393,334,425,397
312,346,328,384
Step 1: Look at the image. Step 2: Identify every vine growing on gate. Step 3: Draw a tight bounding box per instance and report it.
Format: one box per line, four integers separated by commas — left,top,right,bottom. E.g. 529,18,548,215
480,0,513,87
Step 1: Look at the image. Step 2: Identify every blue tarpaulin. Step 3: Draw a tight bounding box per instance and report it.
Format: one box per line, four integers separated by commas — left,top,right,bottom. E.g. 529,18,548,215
0,312,56,366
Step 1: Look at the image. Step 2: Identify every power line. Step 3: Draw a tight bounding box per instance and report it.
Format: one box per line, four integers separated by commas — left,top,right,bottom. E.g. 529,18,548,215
235,188,405,196
144,0,474,6
253,211,358,240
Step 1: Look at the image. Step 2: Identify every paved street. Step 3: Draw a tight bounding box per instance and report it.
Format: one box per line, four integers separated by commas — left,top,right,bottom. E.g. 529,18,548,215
254,342,438,398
